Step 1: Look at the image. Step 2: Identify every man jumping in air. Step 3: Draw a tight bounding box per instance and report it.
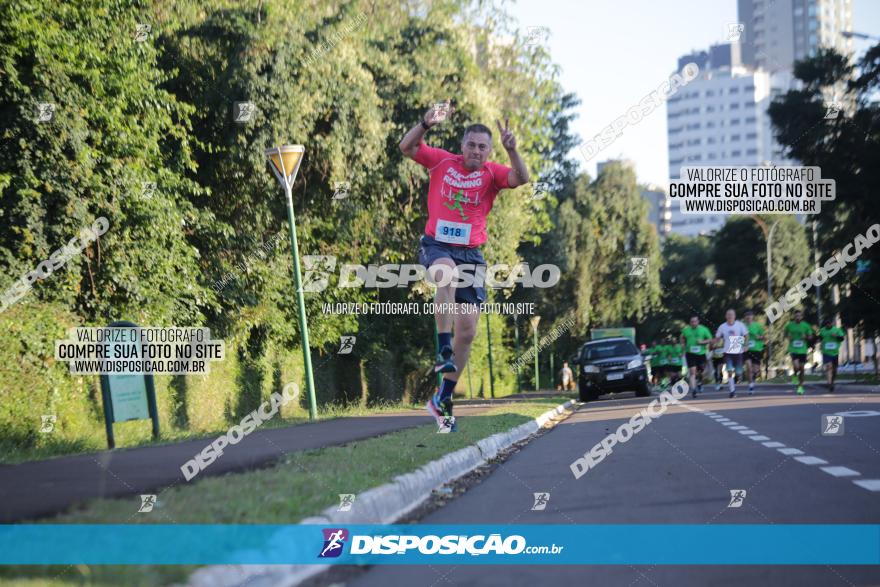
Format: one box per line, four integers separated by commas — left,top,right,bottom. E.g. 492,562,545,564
399,102,530,432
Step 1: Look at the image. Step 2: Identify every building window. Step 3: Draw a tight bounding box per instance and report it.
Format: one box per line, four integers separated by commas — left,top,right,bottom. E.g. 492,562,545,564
745,116,756,123
707,121,716,128
746,148,758,155
730,103,740,109
746,132,758,139
729,87,739,94
731,134,741,141
686,123,701,130
731,150,742,156
730,118,741,126
707,137,717,144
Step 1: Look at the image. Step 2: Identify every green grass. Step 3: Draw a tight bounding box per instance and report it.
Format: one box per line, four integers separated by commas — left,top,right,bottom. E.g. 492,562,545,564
0,398,570,587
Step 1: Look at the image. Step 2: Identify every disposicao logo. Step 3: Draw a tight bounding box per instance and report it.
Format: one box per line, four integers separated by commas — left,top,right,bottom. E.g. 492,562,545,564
319,528,349,558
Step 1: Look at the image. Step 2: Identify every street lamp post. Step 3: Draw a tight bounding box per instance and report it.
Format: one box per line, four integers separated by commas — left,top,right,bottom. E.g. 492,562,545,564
513,314,521,393
530,315,541,391
485,312,495,399
752,216,780,379
266,145,317,421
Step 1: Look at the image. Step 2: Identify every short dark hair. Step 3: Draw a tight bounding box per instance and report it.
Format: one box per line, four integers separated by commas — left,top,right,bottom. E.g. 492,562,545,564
462,123,492,140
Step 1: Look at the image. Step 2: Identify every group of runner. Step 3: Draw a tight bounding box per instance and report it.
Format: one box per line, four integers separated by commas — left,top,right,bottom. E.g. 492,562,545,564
647,309,847,398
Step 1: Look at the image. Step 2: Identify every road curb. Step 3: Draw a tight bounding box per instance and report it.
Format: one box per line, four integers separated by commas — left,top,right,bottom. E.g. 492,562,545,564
186,399,575,587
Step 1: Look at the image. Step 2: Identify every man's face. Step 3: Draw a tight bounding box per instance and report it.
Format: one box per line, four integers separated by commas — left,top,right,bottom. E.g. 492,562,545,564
461,131,492,171
744,313,753,324
726,310,735,324
794,311,803,322
689,317,699,328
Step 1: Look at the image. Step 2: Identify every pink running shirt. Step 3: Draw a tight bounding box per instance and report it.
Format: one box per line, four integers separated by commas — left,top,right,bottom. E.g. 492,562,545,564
413,141,513,247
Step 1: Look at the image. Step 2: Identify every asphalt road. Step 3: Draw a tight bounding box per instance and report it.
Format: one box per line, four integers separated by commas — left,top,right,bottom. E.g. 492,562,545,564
341,383,880,587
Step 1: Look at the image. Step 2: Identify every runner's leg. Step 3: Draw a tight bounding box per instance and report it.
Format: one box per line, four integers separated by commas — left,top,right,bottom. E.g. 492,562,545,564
438,306,480,419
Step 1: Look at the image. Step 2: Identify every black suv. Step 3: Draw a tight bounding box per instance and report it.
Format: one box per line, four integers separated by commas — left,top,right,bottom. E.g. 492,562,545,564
573,337,650,402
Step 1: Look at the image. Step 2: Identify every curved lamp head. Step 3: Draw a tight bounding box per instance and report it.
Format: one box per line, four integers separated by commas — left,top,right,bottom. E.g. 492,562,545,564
265,144,305,189
529,315,541,331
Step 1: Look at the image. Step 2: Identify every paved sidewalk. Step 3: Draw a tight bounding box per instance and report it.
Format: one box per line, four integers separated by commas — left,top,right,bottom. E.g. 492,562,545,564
0,392,560,523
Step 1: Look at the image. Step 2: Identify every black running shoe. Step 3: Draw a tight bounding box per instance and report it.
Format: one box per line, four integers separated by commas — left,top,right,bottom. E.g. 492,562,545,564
434,345,457,374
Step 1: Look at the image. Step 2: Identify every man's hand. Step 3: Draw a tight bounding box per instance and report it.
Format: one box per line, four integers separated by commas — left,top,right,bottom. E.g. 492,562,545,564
497,117,529,187
400,100,455,159
424,101,455,128
496,117,517,151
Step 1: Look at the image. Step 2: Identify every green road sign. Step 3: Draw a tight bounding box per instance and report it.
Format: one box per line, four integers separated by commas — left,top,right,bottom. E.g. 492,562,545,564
590,327,636,343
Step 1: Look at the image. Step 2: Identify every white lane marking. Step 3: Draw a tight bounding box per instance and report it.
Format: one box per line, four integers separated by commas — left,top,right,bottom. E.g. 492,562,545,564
695,404,879,492
853,480,880,491
821,466,860,477
778,448,805,456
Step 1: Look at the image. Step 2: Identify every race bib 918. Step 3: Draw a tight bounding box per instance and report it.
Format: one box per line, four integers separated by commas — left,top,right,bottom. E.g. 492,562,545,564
824,342,838,351
793,340,804,348
435,219,471,245
690,346,701,354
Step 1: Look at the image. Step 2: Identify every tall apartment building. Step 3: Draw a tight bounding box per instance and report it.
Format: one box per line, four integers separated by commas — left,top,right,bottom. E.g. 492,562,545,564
666,44,781,236
738,0,854,73
641,185,672,239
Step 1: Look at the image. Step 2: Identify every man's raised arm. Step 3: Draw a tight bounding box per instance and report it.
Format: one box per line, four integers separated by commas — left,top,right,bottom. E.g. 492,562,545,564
496,118,530,188
399,104,455,159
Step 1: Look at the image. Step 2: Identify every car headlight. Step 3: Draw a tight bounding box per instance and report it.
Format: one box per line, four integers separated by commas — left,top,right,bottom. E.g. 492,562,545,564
583,365,599,373
626,357,643,370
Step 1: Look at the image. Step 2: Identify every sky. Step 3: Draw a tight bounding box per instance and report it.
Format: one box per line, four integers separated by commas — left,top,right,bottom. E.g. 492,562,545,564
504,0,880,186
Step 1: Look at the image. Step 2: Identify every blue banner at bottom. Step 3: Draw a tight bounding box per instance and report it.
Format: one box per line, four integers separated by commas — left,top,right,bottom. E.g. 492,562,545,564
1,525,878,565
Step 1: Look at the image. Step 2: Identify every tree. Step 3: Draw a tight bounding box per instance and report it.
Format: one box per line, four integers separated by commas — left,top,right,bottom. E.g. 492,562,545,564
768,44,880,338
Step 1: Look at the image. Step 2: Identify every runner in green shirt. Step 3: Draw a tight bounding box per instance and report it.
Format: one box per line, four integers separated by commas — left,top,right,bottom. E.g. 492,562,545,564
648,342,667,388
681,315,712,398
710,341,725,391
646,341,662,387
818,318,845,392
743,310,765,395
784,310,816,395
666,338,684,387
